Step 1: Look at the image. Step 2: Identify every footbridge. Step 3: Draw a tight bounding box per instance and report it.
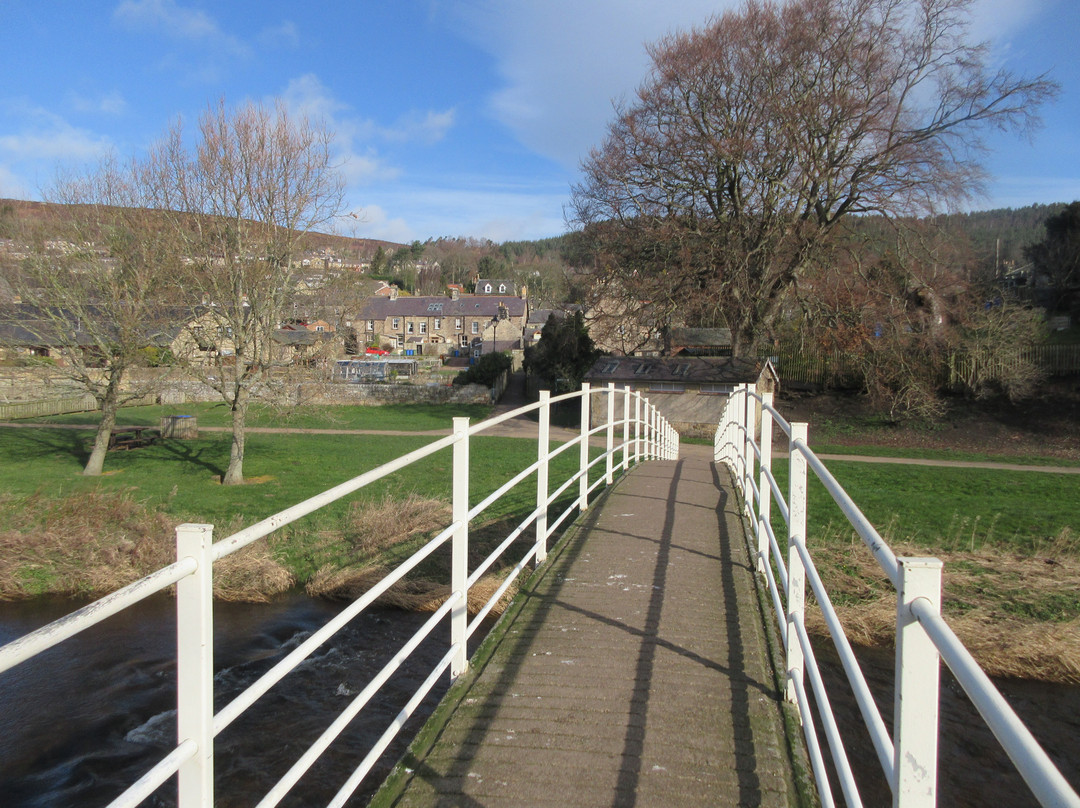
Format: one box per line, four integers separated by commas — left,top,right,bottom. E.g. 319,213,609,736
1,385,1077,808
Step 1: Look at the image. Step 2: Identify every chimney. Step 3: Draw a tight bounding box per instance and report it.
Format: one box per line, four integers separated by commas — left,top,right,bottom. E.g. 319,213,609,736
389,285,399,301
450,287,459,300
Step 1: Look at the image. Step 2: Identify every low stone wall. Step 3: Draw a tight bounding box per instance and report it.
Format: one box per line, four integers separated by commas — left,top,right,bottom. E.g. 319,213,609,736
296,381,491,406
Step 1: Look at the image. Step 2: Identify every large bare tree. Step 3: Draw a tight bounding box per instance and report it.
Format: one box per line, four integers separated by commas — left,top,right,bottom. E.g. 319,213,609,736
145,100,345,485
569,0,1058,358
17,157,183,475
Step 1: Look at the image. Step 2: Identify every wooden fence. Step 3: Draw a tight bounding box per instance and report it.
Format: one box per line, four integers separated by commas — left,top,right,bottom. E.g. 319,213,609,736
0,393,157,421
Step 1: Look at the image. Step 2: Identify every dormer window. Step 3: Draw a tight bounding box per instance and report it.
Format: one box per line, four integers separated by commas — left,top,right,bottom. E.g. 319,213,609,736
498,283,506,293
484,283,492,293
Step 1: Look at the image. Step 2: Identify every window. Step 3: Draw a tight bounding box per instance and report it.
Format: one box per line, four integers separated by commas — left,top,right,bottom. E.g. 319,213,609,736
396,336,405,348
498,283,506,293
419,321,427,334
674,363,691,377
455,317,463,331
459,334,469,347
649,382,685,393
434,317,442,330
484,283,492,293
367,319,374,332
392,317,400,330
633,363,652,375
471,321,479,334
315,325,325,332
406,321,414,334
602,361,619,374
700,383,734,395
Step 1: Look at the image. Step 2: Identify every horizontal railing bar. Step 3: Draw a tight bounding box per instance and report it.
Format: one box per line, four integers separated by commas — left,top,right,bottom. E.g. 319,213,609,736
762,465,789,525
468,458,541,522
214,522,457,735
792,614,864,808
468,510,535,587
213,432,458,562
105,739,197,808
792,535,894,782
467,399,544,436
547,435,580,461
0,558,197,675
547,500,578,537
789,669,836,808
749,391,792,436
761,515,788,593
468,545,539,639
327,645,458,808
912,598,1080,808
761,554,787,646
793,439,900,587
548,470,580,504
254,594,461,808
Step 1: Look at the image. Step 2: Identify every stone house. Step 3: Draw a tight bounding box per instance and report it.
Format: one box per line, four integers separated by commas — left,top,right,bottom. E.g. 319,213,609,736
584,355,778,438
355,287,527,356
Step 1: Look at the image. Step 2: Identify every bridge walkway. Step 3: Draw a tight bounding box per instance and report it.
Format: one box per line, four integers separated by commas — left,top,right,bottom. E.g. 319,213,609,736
375,451,811,807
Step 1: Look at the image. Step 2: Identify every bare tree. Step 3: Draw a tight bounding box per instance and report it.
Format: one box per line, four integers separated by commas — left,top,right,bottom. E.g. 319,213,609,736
570,0,1058,358
17,156,183,475
145,99,345,485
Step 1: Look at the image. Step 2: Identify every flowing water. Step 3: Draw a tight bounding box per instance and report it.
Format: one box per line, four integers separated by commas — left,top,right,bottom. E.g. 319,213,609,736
813,642,1080,807
0,593,449,808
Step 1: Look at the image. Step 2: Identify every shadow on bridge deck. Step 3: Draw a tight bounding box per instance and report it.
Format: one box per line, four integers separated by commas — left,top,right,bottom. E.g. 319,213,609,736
372,453,813,808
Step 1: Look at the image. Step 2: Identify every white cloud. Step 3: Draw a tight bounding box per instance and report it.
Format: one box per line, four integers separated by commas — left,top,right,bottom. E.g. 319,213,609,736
0,163,32,199
258,21,300,50
113,0,249,56
381,108,457,145
448,0,739,168
68,90,128,116
0,107,112,162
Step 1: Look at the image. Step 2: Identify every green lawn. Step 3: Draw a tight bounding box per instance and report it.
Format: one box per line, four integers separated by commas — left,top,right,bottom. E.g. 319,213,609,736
765,458,1080,554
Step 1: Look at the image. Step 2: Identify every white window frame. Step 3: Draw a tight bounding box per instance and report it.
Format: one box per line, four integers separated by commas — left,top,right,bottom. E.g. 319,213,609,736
367,319,374,332
392,317,400,330
434,317,442,330
419,321,427,334
406,321,414,334
455,317,463,331
471,321,479,334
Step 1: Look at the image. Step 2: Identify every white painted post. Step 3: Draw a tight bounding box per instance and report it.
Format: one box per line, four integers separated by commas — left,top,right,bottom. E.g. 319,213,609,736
734,386,747,495
786,423,808,706
578,383,591,512
894,558,943,808
621,385,631,471
451,417,470,678
605,382,615,484
535,391,551,565
176,522,214,808
743,387,757,522
757,392,774,576
634,392,642,465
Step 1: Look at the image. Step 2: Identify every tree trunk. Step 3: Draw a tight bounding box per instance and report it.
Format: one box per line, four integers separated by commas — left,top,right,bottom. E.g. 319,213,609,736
83,374,123,476
223,389,248,485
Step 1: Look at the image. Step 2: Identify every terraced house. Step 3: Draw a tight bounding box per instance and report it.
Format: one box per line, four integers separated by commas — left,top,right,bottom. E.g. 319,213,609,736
355,286,528,356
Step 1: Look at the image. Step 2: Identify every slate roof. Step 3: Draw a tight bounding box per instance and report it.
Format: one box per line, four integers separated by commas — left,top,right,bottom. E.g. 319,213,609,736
585,355,772,385
357,295,526,319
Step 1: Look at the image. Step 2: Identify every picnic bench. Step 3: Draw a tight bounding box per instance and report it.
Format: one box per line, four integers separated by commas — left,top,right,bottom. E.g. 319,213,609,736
107,426,159,451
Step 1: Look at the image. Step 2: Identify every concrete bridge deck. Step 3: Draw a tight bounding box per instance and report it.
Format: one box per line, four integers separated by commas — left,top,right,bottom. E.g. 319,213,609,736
373,452,812,808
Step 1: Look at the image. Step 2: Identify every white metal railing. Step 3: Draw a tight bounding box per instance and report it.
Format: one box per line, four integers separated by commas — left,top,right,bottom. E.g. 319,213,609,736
0,382,677,808
715,383,1080,808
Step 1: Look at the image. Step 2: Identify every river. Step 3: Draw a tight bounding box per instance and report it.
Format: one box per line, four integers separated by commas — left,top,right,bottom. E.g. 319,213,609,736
2,596,1078,807
0,593,449,808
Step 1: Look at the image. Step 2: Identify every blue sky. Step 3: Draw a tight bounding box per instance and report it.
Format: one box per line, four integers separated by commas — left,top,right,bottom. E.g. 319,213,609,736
1,0,1077,243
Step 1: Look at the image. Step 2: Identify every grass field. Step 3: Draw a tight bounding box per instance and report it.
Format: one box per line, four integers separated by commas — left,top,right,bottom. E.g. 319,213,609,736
0,404,597,600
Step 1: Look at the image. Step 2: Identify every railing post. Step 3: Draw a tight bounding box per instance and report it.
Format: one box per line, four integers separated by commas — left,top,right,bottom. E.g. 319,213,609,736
734,386,747,493
451,416,470,678
578,383,591,512
743,387,757,522
621,385,631,471
535,391,550,565
176,522,214,808
605,382,615,485
786,422,808,706
894,558,943,808
757,392,774,576
633,392,642,465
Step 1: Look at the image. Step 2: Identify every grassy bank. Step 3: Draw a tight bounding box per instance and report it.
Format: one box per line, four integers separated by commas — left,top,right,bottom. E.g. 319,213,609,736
765,457,1080,682
0,414,589,604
